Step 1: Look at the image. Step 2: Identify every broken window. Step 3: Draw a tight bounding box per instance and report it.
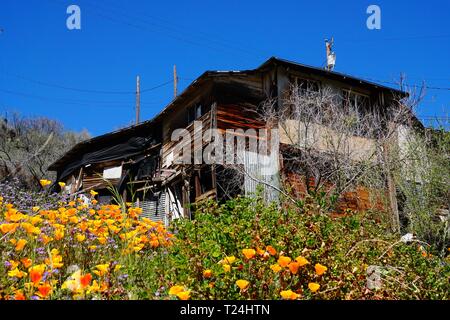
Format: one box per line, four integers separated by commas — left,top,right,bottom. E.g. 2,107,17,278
341,89,372,135
187,104,203,125
292,77,320,95
342,90,370,113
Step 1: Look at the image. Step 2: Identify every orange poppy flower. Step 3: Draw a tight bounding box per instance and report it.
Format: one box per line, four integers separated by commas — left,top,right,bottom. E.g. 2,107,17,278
315,263,327,276
37,283,52,298
80,273,92,288
29,265,45,285
270,264,282,273
242,249,256,259
308,282,320,292
280,289,299,300
176,291,190,300
288,262,300,274
277,256,292,267
235,279,250,291
295,256,310,267
14,291,26,300
203,269,212,278
15,239,27,251
266,245,277,256
21,258,33,268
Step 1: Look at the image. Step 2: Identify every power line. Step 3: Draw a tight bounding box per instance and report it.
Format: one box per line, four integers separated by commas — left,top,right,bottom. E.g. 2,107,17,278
46,0,261,61
0,88,165,108
340,34,450,44
140,80,173,93
1,70,173,95
355,76,450,91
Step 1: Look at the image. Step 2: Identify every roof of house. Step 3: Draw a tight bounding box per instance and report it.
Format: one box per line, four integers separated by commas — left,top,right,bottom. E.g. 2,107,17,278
49,57,409,172
260,57,406,95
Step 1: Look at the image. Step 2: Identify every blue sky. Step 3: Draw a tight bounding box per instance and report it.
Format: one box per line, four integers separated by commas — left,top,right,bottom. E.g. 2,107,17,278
1,0,449,136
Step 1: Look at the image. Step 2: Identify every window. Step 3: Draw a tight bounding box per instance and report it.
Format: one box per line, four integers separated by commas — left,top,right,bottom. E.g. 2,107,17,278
342,90,370,111
292,77,320,95
187,104,203,125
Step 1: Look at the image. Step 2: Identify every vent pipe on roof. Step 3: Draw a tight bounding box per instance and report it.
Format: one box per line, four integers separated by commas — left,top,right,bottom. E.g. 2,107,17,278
325,38,336,71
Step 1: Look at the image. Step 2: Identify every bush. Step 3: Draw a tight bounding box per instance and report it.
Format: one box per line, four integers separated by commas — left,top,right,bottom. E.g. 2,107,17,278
0,186,448,300
129,194,449,300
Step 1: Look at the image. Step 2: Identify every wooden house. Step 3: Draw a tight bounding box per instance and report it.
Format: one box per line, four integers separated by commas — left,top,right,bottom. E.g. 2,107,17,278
49,57,416,223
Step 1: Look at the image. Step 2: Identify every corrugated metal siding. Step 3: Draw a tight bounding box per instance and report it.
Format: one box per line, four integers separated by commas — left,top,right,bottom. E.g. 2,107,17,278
138,192,167,225
243,151,280,202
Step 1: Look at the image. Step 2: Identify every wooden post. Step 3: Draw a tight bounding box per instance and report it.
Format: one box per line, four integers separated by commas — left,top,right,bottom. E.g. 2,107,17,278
211,103,217,200
173,65,178,98
136,75,140,125
383,126,400,233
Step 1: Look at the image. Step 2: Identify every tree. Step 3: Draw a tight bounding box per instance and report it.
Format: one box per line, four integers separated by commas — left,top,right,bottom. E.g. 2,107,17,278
0,112,90,188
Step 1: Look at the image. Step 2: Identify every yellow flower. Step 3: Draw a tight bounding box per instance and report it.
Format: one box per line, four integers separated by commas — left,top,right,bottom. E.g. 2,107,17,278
54,229,64,240
93,264,109,276
90,190,98,197
308,282,320,292
223,264,231,273
32,206,40,212
315,263,327,276
277,256,291,267
270,263,282,273
242,248,256,259
30,216,43,225
222,256,236,264
8,260,20,269
69,216,79,224
8,267,27,278
0,223,18,234
39,179,52,187
62,270,81,292
235,280,250,291
41,234,53,245
295,256,310,267
15,239,27,251
280,289,299,300
168,285,185,295
76,234,86,242
203,269,212,278
114,264,122,272
45,249,63,269
58,182,66,189
176,291,190,300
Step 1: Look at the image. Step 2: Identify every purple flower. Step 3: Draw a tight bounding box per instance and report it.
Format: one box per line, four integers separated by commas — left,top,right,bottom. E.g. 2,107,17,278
36,247,46,255
42,271,50,281
118,274,128,282
4,261,12,268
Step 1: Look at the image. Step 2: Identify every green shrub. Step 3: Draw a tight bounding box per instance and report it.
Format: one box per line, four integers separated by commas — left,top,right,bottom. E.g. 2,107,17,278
125,194,449,300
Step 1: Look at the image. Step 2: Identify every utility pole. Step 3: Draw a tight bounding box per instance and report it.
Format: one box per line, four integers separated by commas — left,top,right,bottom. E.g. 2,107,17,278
173,65,178,98
135,75,140,125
